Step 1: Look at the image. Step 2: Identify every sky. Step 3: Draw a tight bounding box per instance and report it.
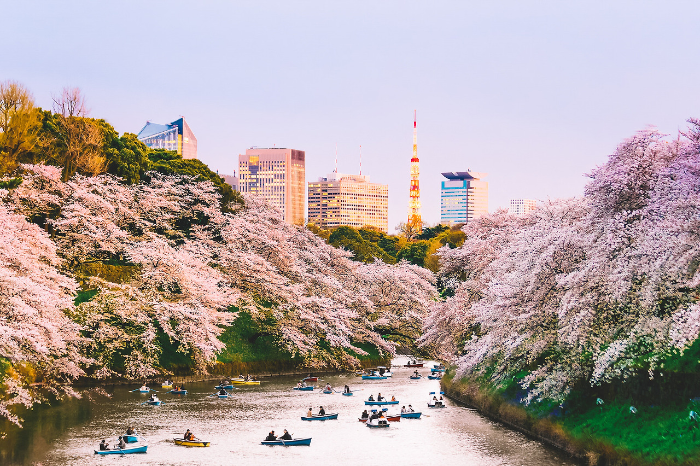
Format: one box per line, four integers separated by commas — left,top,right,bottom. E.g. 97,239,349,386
4,1,700,230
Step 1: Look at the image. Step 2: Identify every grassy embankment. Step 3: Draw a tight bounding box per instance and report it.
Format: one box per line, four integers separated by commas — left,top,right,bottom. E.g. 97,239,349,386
442,366,700,466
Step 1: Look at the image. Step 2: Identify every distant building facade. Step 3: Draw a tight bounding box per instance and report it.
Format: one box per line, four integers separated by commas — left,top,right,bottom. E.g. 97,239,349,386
238,148,305,224
137,117,198,159
440,171,488,225
220,173,239,191
509,199,537,216
308,172,389,233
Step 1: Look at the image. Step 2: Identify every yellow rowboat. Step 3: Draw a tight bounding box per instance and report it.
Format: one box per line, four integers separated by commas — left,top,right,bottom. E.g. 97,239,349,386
232,380,260,385
162,384,173,389
174,438,210,447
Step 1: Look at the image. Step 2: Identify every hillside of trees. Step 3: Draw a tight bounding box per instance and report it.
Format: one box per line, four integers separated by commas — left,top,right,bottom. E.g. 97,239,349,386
0,82,436,428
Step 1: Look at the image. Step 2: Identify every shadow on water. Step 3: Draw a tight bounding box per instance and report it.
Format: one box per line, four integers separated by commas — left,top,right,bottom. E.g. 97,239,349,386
1,396,93,465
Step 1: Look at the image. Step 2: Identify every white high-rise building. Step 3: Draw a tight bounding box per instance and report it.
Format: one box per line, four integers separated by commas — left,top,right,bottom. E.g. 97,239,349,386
308,172,389,232
509,199,537,216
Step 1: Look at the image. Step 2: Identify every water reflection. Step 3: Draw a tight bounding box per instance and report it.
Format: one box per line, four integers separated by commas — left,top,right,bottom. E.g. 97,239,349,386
2,359,577,466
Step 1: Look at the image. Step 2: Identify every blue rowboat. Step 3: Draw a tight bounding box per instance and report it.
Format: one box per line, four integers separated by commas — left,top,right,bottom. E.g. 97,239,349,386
409,376,422,380
361,375,387,380
218,394,229,399
400,412,422,419
124,435,139,443
428,403,446,408
261,438,311,446
215,384,233,390
146,400,161,406
293,386,314,391
95,445,148,455
431,368,446,373
342,392,353,396
322,390,333,394
427,375,441,380
364,400,398,406
169,389,188,395
301,413,338,421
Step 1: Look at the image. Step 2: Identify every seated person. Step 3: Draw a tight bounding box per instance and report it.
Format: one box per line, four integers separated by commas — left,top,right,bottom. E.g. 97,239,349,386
99,439,110,450
296,382,302,388
265,430,277,441
391,396,396,401
325,383,332,391
280,429,292,440
318,406,326,416
126,426,134,435
219,389,227,395
361,409,369,419
401,406,407,414
185,431,195,441
369,411,379,420
408,404,415,412
344,385,350,393
117,436,126,449
377,393,384,401
301,381,307,388
307,407,313,417
140,385,148,391
184,429,192,440
368,394,375,401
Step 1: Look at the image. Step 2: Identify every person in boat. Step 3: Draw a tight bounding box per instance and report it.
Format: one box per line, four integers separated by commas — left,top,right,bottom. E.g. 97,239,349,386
361,409,369,419
344,385,350,394
369,411,379,421
140,384,148,391
117,436,126,449
307,407,313,417
99,439,110,450
377,393,384,401
219,388,227,395
126,426,135,435
184,429,192,440
368,394,375,401
265,430,277,441
296,382,302,388
414,370,420,377
408,404,414,412
401,406,407,414
186,431,196,441
318,406,326,416
280,429,292,440
391,395,396,401
325,383,332,391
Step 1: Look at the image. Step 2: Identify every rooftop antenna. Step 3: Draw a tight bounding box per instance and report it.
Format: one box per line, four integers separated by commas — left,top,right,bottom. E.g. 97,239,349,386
359,145,362,176
335,143,338,174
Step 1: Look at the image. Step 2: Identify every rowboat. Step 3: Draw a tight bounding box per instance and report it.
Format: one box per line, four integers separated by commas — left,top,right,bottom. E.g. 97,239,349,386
137,389,151,393
431,368,446,373
169,389,188,395
376,366,392,377
364,400,398,406
386,414,400,422
161,384,172,389
124,435,139,443
293,386,314,391
218,393,229,399
232,380,260,385
261,438,312,446
342,391,353,396
95,445,148,455
428,403,447,408
409,375,422,380
301,413,338,421
358,417,369,422
366,419,390,428
303,376,318,382
361,375,387,380
174,438,210,447
427,375,442,380
322,389,333,394
215,384,233,390
401,412,422,419
404,362,423,368
145,400,162,406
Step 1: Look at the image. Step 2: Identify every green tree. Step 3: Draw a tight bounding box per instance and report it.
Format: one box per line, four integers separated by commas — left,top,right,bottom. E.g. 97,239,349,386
397,240,430,267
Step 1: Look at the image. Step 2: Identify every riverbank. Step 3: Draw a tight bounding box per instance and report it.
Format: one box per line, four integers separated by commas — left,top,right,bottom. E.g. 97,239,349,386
441,372,700,466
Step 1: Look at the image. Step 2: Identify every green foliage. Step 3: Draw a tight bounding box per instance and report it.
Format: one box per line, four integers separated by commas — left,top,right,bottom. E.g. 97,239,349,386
99,121,151,184
328,226,396,263
0,176,22,189
397,240,430,267
216,311,292,363
73,289,99,306
417,224,448,240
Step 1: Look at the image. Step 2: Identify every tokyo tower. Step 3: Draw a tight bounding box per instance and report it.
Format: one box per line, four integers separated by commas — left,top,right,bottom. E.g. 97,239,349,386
408,110,421,233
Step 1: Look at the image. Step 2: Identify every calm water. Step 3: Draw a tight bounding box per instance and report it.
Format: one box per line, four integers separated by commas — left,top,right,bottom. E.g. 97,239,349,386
2,358,577,466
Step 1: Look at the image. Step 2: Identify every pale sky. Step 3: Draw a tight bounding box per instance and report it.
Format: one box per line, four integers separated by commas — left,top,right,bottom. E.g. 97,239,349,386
5,1,700,230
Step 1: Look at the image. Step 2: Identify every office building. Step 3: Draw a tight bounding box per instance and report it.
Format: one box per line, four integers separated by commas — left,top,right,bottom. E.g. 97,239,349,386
220,173,239,191
137,117,198,159
440,171,488,225
238,148,305,224
308,172,389,232
510,199,537,216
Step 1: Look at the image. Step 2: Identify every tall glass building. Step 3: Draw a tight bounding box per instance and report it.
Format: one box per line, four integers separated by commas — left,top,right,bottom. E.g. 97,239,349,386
238,148,305,225
440,171,488,225
136,117,198,159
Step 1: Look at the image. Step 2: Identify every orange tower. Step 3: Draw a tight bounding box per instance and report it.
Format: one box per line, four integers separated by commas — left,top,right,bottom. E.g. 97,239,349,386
408,110,422,232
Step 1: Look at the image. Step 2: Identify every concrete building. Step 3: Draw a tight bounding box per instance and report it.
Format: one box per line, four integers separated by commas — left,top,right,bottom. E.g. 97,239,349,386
308,172,389,233
509,199,537,216
220,173,239,192
238,148,305,225
440,171,488,225
137,117,197,159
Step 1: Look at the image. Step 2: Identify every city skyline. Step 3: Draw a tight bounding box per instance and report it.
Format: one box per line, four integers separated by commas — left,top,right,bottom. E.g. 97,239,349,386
4,1,700,230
